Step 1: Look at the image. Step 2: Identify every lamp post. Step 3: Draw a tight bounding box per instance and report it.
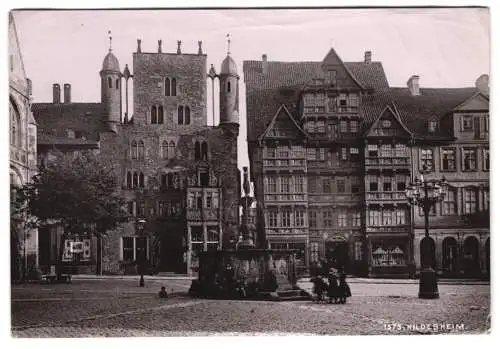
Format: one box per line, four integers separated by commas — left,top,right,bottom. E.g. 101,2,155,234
405,171,447,299
136,218,146,287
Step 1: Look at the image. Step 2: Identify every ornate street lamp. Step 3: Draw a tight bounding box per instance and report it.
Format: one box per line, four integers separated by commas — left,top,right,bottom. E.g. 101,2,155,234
405,170,447,299
136,218,146,287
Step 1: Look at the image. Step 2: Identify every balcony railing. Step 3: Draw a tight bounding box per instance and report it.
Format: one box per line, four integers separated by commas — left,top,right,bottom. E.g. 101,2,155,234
366,225,411,234
263,159,306,168
366,191,407,201
365,157,410,167
264,194,307,202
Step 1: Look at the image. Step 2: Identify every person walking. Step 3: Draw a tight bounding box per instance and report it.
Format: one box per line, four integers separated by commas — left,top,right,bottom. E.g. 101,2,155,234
327,269,339,304
337,273,351,304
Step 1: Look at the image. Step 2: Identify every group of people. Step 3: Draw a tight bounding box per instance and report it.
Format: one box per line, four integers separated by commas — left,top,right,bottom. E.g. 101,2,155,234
311,268,351,304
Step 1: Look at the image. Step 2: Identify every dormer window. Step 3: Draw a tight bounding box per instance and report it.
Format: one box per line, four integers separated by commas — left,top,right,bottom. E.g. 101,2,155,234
428,119,438,133
462,115,473,131
327,70,337,85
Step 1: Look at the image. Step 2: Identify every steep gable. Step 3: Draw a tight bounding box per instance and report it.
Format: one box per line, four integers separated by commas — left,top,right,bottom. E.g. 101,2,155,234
365,105,412,139
306,48,364,90
259,105,308,142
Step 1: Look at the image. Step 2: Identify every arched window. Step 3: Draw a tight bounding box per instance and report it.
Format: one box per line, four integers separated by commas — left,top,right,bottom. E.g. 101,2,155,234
227,81,231,92
178,106,184,125
151,106,157,124
131,141,138,159
185,106,191,125
165,78,171,96
167,173,173,188
162,141,169,159
116,78,120,89
10,99,21,147
158,106,164,124
139,172,145,188
133,172,138,188
169,141,176,158
108,77,112,89
126,171,132,189
201,141,208,160
138,140,145,160
195,141,201,160
171,78,177,96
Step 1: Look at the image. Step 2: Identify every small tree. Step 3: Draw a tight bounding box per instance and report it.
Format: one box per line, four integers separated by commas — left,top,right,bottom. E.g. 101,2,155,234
19,150,128,277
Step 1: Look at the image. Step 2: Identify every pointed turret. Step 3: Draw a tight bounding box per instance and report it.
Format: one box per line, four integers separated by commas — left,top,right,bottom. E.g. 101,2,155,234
100,31,122,132
219,34,239,126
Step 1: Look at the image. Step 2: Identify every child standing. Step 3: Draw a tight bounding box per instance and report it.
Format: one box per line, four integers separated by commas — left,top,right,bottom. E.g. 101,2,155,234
337,273,351,304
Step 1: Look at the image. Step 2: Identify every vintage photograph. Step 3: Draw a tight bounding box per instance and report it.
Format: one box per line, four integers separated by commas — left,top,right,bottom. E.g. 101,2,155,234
9,7,490,337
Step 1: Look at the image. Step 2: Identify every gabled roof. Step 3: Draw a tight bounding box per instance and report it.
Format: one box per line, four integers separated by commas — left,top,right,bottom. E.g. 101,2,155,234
451,91,489,111
244,58,389,142
359,87,479,138
364,104,413,138
320,48,364,89
243,60,389,91
32,102,106,144
258,104,309,142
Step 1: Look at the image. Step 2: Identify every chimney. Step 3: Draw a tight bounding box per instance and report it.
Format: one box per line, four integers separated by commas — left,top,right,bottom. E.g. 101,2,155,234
63,83,71,103
177,40,182,54
137,39,142,53
364,51,372,64
407,75,420,96
262,54,268,74
158,40,162,53
53,83,61,104
198,41,203,55
475,74,489,94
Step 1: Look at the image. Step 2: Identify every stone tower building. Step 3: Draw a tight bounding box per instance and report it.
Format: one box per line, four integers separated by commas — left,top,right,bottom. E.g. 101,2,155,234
33,37,241,276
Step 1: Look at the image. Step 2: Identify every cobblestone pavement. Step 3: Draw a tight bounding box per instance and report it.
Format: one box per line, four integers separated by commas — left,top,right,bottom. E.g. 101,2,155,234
11,280,490,337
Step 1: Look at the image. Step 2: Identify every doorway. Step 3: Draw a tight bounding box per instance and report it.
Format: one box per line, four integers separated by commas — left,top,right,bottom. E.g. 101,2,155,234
442,237,458,275
325,241,349,271
463,236,480,277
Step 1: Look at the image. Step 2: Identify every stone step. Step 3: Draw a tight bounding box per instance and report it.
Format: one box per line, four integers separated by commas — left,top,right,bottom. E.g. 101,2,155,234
258,289,311,301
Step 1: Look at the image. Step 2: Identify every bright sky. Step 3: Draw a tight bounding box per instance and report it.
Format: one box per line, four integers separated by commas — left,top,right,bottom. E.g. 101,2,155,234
13,8,490,171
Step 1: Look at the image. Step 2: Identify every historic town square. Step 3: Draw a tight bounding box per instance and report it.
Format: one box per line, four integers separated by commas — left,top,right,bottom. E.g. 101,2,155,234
9,7,490,338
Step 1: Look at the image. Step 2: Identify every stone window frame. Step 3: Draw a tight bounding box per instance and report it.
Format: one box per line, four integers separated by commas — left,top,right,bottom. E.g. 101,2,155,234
164,77,177,97
150,105,164,124
194,140,209,161
10,98,22,148
177,105,191,125
126,170,145,189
